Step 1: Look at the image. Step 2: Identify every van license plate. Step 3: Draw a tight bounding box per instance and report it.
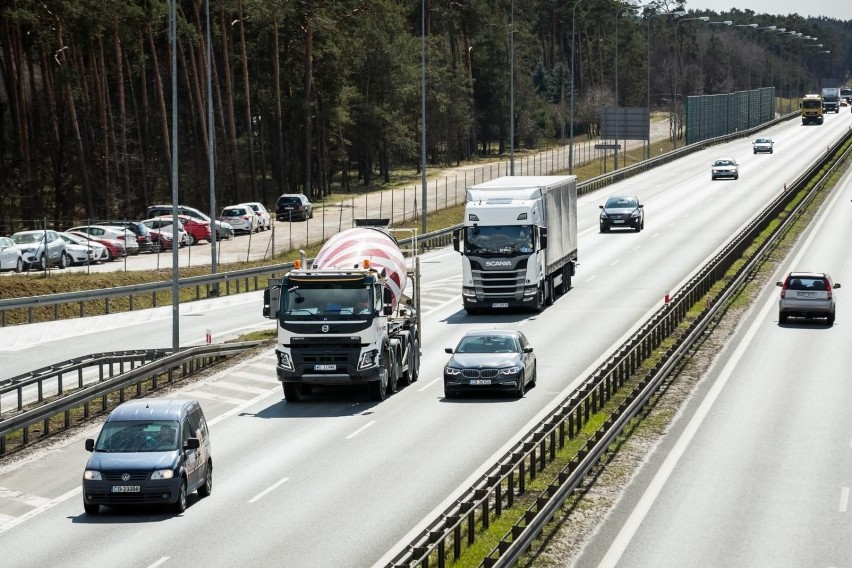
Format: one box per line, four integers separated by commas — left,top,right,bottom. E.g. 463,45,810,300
315,364,337,371
111,486,140,493
492,303,509,308
470,379,491,385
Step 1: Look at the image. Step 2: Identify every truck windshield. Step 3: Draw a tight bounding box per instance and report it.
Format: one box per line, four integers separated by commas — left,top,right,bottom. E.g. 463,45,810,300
283,281,374,319
465,225,534,255
802,100,821,109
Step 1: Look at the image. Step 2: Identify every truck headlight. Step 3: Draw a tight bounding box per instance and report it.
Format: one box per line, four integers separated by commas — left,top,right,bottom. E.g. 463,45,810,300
276,350,293,371
151,469,174,480
462,287,476,298
84,470,102,481
358,348,380,370
524,286,538,297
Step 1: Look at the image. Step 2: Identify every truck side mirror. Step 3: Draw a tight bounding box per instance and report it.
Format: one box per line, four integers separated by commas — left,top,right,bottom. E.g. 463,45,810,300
539,227,548,250
452,228,462,252
263,284,280,319
382,288,393,315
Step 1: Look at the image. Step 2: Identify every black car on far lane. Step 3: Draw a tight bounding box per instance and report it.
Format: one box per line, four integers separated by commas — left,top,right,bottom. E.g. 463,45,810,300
443,329,536,399
599,195,644,233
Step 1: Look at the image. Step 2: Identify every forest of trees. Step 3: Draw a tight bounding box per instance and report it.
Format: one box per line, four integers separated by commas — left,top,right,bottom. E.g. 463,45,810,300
0,0,849,229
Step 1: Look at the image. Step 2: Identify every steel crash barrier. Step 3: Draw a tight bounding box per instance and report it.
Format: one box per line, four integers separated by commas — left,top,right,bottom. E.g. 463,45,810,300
0,111,795,329
385,129,851,567
0,341,263,456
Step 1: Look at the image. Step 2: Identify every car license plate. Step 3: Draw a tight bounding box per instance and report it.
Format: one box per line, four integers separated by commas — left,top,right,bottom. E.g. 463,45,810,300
111,486,140,493
798,292,814,298
613,220,625,224
470,379,491,385
492,302,509,308
315,364,337,371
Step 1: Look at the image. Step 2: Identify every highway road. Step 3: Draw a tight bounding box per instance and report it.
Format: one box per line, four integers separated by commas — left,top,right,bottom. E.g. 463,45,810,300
0,111,849,567
575,152,852,568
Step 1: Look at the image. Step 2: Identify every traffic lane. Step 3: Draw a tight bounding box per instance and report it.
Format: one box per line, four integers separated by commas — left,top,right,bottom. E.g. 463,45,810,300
576,165,852,567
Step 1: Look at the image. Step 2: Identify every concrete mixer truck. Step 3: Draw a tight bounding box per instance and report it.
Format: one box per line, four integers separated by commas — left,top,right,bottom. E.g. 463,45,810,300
262,220,421,402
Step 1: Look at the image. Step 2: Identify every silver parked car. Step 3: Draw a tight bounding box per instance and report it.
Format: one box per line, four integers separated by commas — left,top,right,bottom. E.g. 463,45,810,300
0,236,24,272
776,271,840,325
10,230,69,269
711,158,739,180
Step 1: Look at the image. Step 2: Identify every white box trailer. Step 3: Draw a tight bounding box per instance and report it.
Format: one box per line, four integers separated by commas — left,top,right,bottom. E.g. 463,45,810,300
452,175,578,313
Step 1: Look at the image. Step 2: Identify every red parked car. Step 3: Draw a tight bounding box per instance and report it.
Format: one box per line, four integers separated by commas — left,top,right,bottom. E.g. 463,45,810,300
159,214,212,245
148,228,176,252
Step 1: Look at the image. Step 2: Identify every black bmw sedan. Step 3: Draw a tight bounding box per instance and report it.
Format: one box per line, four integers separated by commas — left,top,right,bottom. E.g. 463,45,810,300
443,329,536,398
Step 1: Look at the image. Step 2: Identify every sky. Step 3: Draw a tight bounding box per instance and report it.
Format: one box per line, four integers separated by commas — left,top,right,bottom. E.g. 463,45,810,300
685,0,851,21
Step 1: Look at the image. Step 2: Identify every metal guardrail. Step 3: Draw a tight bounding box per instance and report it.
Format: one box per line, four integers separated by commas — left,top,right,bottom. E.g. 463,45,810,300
0,341,263,455
0,113,790,329
386,125,850,567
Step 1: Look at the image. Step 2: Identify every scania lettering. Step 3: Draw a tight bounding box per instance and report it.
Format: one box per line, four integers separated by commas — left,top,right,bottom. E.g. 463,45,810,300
453,175,578,313
262,221,420,402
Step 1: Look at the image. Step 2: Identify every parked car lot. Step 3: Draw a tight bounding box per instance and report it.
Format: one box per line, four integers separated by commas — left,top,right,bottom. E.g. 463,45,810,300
275,193,313,221
141,218,190,247
67,225,140,255
148,204,232,241
67,231,125,261
777,271,840,325
711,158,739,180
58,232,102,265
443,329,536,398
10,230,68,269
158,214,211,245
0,236,24,272
599,195,644,233
97,221,154,253
219,204,258,234
244,201,272,231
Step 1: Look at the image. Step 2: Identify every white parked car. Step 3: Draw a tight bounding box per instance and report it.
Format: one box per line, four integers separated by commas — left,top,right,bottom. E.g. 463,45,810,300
141,218,190,247
0,236,24,272
244,202,272,231
66,225,140,255
59,232,108,264
219,204,258,234
10,230,68,269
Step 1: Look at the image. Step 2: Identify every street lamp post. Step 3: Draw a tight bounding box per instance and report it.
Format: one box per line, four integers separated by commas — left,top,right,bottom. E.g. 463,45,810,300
646,9,685,159
614,3,653,170
731,23,757,90
510,0,515,175
696,20,730,142
569,0,584,174
673,16,709,149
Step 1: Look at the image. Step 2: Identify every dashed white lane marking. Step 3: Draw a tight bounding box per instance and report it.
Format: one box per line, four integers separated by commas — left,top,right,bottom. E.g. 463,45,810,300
611,259,621,266
418,377,442,393
181,390,246,405
249,362,278,371
0,487,80,534
586,275,598,282
840,487,849,513
248,478,289,504
0,486,50,508
346,420,376,440
632,245,642,251
145,557,170,568
208,381,272,396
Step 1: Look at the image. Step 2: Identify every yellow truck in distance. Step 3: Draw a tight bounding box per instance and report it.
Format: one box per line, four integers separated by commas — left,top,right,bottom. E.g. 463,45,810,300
801,94,824,125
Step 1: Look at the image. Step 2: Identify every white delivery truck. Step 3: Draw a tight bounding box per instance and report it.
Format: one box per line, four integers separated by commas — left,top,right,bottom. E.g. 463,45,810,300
821,87,840,113
262,221,420,402
452,175,578,313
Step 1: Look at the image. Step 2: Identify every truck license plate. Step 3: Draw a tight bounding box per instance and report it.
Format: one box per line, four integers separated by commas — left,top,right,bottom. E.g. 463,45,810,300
492,302,509,308
470,379,491,385
111,486,140,493
315,364,337,371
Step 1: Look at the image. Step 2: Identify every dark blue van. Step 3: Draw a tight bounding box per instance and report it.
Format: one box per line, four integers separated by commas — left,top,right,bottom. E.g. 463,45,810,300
82,398,212,514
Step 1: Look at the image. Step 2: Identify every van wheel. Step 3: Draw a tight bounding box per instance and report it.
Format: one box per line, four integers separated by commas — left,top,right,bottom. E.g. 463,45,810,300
172,478,188,513
198,462,212,497
827,313,835,325
84,502,99,515
779,312,788,324
283,383,302,402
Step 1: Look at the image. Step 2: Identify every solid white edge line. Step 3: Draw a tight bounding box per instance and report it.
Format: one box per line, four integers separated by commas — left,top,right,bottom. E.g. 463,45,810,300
346,420,376,440
248,477,290,504
596,159,847,568
145,557,170,568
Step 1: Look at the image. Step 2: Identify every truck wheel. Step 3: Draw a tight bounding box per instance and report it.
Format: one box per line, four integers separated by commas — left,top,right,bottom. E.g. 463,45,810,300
545,278,554,306
407,338,420,383
369,378,387,401
534,286,545,312
283,382,302,402
386,354,399,395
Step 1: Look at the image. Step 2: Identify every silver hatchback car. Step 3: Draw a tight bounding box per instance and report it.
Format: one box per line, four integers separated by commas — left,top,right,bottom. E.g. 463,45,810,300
776,271,840,325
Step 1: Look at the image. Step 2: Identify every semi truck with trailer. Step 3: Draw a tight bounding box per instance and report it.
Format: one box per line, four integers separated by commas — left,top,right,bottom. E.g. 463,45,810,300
821,87,840,113
262,221,420,402
452,175,578,314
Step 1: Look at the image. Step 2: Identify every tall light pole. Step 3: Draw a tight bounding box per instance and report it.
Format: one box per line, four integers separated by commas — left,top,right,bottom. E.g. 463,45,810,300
673,16,708,149
569,0,584,174
699,20,731,94
732,23,758,90
614,3,652,170
646,10,685,159
420,0,427,235
206,0,217,281
169,0,180,351
510,0,515,175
